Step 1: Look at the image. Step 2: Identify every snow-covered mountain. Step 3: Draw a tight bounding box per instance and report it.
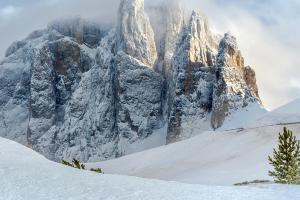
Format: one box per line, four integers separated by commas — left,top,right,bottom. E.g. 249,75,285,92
2,136,300,200
0,0,263,162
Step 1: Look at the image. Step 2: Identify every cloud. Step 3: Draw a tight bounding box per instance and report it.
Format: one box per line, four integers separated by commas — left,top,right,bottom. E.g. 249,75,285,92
290,79,300,89
0,5,19,17
1,5,16,15
0,0,299,110
0,0,119,57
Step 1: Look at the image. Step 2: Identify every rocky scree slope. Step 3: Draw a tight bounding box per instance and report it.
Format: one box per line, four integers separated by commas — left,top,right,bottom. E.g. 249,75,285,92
0,0,262,162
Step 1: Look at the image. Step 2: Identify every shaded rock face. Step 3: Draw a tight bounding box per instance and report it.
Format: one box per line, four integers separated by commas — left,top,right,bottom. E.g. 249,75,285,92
115,53,164,142
0,0,263,161
35,33,164,161
0,47,32,144
0,20,107,161
0,2,165,161
28,38,95,146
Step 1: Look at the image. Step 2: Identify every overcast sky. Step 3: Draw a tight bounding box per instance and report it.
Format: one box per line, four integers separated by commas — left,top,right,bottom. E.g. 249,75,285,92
0,0,299,110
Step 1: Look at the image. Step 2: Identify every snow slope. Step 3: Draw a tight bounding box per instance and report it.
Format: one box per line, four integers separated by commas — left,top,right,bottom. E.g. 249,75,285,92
246,98,300,127
88,99,300,186
220,102,267,130
90,124,300,185
1,137,300,200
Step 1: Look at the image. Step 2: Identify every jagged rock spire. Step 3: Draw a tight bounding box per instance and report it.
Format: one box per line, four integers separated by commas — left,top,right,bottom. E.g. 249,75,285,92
217,33,244,69
167,11,220,143
211,33,262,129
117,0,157,66
217,33,260,100
187,11,219,65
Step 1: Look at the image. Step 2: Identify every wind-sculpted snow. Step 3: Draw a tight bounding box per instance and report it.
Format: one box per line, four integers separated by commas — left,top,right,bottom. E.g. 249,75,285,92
0,0,263,162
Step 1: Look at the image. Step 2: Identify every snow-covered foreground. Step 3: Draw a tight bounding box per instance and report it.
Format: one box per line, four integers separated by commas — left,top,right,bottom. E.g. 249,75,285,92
90,124,300,186
1,137,300,200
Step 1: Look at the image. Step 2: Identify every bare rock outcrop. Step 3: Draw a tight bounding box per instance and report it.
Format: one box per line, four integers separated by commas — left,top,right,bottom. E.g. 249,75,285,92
167,11,220,142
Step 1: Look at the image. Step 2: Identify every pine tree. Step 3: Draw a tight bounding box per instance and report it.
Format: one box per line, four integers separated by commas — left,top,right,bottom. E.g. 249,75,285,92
268,127,300,184
72,158,82,169
81,164,86,170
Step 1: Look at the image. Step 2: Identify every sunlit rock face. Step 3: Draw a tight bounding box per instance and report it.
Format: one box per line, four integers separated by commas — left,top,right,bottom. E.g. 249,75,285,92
117,0,157,66
0,0,263,161
167,12,220,142
167,23,262,143
211,33,261,130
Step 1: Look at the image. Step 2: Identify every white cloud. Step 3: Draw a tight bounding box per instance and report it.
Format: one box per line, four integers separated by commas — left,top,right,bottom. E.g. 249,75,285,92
290,79,300,89
0,5,19,17
0,0,118,55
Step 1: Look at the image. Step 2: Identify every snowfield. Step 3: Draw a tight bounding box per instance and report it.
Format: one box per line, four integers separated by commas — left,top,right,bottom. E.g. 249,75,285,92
90,124,300,186
88,99,300,186
1,137,300,200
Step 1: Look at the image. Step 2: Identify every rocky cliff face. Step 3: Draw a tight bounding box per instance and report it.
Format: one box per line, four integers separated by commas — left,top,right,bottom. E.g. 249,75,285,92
167,16,262,142
167,11,219,142
211,33,261,130
0,0,263,161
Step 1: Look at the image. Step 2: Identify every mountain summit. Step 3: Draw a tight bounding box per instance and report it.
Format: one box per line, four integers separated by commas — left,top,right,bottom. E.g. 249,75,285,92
0,0,263,162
